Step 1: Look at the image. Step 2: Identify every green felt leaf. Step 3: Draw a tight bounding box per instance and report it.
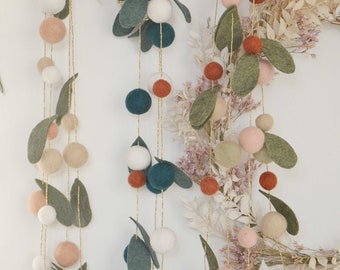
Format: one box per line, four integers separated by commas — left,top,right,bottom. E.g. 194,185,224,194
261,39,295,74
199,235,219,270
27,115,57,164
127,20,154,52
155,157,192,189
215,5,243,52
35,179,73,227
127,235,151,270
233,54,259,97
132,136,149,149
264,133,297,169
0,75,4,93
189,87,219,130
71,179,92,228
78,263,87,270
130,217,159,268
119,0,147,28
173,0,191,23
52,262,87,270
259,190,299,235
113,12,134,37
56,73,78,125
54,0,69,20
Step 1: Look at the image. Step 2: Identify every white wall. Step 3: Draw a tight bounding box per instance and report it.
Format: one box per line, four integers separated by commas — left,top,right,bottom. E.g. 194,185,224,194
0,0,339,269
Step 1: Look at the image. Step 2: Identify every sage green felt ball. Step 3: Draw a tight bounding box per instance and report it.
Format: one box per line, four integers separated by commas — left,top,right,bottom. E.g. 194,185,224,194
63,142,88,168
214,141,242,168
261,211,287,239
254,147,272,164
256,113,274,131
37,148,63,174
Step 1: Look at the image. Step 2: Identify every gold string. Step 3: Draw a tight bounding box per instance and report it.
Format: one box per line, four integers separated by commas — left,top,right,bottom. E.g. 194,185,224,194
211,0,219,59
209,123,213,176
154,195,158,230
203,196,212,270
159,24,163,78
135,188,139,236
226,171,232,267
77,185,84,269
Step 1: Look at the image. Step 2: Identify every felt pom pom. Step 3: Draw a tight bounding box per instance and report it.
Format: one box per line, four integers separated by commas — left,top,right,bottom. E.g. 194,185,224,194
32,255,52,270
200,176,219,195
147,72,171,92
47,122,58,140
150,227,176,254
37,148,63,174
258,59,275,85
259,171,277,190
214,140,242,168
221,0,240,8
60,113,78,131
54,241,80,267
211,96,227,121
148,163,174,190
261,211,287,239
38,205,57,225
37,57,54,74
204,61,224,81
42,66,62,85
237,227,258,248
249,0,265,3
153,79,172,98
128,170,146,188
125,88,152,115
40,17,66,44
147,0,172,23
63,142,88,168
243,36,263,54
38,0,66,14
256,113,274,131
238,126,265,153
126,145,151,170
254,147,272,164
28,191,46,215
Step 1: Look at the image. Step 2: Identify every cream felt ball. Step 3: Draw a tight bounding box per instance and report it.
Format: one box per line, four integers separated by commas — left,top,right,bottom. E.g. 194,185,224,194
221,0,240,8
211,96,227,121
54,241,80,267
63,142,88,168
214,140,242,168
60,113,78,131
38,0,66,14
38,205,57,225
261,211,287,239
37,56,54,74
28,190,46,215
256,113,274,131
150,227,176,254
238,126,265,154
37,148,63,174
147,72,171,92
147,0,172,23
258,59,275,85
40,17,66,44
254,147,272,164
32,255,52,270
42,66,62,85
126,145,151,170
237,227,258,248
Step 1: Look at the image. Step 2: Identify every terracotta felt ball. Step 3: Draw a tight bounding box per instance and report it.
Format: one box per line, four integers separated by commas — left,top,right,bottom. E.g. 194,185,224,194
147,72,171,92
125,88,152,115
200,176,219,195
238,126,265,154
128,170,146,188
38,205,57,225
42,66,62,85
211,96,227,121
261,211,287,239
259,171,277,190
37,148,63,174
38,0,66,14
243,36,263,54
214,140,242,168
204,61,224,81
148,163,174,190
258,59,275,85
254,147,272,164
27,190,46,215
54,241,80,267
60,113,78,131
153,79,172,98
150,227,176,254
237,227,258,248
32,255,52,270
249,0,265,3
47,122,59,140
63,142,88,168
147,0,172,23
126,145,151,170
39,17,66,44
37,56,54,74
256,113,274,131
221,0,240,8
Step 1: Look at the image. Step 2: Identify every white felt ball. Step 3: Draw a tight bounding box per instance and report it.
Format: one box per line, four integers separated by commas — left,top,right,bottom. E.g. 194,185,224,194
256,113,274,131
42,66,62,85
147,0,172,23
63,142,88,168
150,227,176,254
126,145,151,170
38,0,66,15
211,96,227,121
38,205,57,225
32,255,52,270
221,0,240,8
238,126,265,154
237,227,258,248
37,148,63,174
261,211,287,239
254,147,272,164
258,59,275,85
147,72,171,92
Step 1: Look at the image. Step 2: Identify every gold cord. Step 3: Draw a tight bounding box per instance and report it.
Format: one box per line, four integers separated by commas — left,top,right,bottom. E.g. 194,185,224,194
77,185,84,269
159,24,163,78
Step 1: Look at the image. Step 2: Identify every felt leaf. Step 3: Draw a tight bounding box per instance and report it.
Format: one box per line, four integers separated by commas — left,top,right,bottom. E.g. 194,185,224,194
259,190,299,235
128,21,154,52
71,178,92,228
119,0,147,28
199,235,219,270
232,54,259,97
130,217,160,268
155,157,192,189
127,235,151,270
54,0,69,20
78,263,87,270
35,179,73,227
261,39,295,74
215,6,243,52
27,115,57,164
132,136,149,149
173,0,191,23
56,73,78,125
147,23,175,48
112,12,134,37
0,76,4,93
264,133,297,169
51,263,63,270
189,87,219,129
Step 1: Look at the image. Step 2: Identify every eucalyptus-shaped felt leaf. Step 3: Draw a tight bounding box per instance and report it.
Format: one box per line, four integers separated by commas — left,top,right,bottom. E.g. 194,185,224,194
71,178,92,227
0,75,4,93
261,39,295,74
54,0,69,20
215,5,243,52
52,262,87,270
199,235,219,270
28,115,57,164
264,132,297,169
147,23,175,48
189,87,219,129
155,157,192,189
173,0,191,23
128,20,153,52
119,0,147,28
56,73,78,125
259,190,299,235
233,54,259,97
127,235,151,270
113,12,134,37
35,179,73,226
132,136,149,149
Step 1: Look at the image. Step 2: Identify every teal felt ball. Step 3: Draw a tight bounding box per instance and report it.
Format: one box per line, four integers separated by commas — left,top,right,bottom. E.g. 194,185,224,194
147,23,175,48
148,163,174,190
125,88,152,115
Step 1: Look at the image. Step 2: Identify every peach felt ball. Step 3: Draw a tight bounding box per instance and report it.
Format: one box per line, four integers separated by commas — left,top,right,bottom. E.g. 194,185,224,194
211,96,227,121
150,227,176,254
238,126,265,153
237,227,258,248
259,171,277,191
37,57,54,74
243,36,263,54
37,148,63,174
128,170,146,188
126,145,151,170
153,79,172,98
261,211,287,239
63,142,88,168
47,122,59,140
54,241,80,267
200,176,219,195
27,190,46,215
60,113,78,131
256,113,274,131
221,0,240,8
258,59,275,85
204,61,224,81
147,0,172,23
40,17,66,44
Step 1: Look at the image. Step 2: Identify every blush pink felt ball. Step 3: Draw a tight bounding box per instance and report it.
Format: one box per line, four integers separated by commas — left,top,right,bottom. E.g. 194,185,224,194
40,17,66,44
54,241,80,267
237,227,258,248
27,191,46,215
258,59,275,85
221,0,240,7
47,123,58,140
238,126,265,153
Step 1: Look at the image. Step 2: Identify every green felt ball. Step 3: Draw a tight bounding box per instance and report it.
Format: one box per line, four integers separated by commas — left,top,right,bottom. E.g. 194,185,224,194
125,88,152,115
256,113,274,131
214,140,242,168
148,163,174,190
147,22,175,48
254,147,272,164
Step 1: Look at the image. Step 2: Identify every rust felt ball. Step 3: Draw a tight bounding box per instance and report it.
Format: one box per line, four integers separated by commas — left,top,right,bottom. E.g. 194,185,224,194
200,176,219,195
204,61,224,81
243,36,263,54
128,170,146,188
259,171,277,191
153,79,172,98
39,17,66,44
27,191,46,215
54,241,80,267
249,0,265,3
